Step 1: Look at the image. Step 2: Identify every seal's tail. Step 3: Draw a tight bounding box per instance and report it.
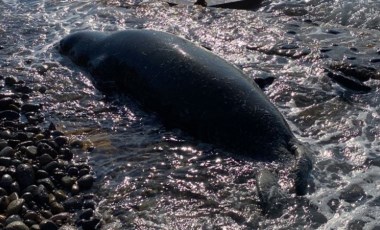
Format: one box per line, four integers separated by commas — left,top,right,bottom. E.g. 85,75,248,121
291,141,313,195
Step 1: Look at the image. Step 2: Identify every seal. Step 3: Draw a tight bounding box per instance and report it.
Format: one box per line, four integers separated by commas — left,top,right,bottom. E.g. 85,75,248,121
58,29,312,205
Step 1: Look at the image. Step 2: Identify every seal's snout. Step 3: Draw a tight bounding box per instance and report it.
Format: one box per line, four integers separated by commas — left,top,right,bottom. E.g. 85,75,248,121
58,38,70,54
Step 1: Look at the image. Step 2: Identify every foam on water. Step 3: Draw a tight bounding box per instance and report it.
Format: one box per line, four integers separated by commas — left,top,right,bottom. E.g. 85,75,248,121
1,0,380,229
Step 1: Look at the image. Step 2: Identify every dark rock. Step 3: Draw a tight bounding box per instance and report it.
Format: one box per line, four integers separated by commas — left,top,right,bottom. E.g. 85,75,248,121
50,201,65,214
350,47,359,52
53,190,68,202
4,220,29,230
67,167,78,177
77,175,94,190
37,143,57,159
61,176,75,188
6,198,25,216
4,77,17,86
35,170,49,179
0,195,10,211
38,86,47,94
0,146,15,157
370,58,380,63
9,181,20,194
81,217,101,230
54,136,68,147
39,210,52,219
50,212,70,223
21,192,33,202
63,196,83,212
82,199,96,210
320,47,332,53
14,85,32,94
347,219,366,230
0,110,20,121
33,185,49,205
21,104,40,113
5,214,22,226
38,154,54,166
326,29,341,34
326,70,371,93
24,146,38,158
42,161,59,173
60,148,73,161
369,196,380,207
23,210,42,223
0,157,12,166
339,184,366,203
16,164,35,189
0,174,14,191
36,178,55,191
39,219,57,230
79,208,93,220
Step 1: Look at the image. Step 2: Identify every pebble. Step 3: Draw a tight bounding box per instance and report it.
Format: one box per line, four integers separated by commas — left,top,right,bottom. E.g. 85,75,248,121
5,214,22,225
77,174,94,190
5,220,30,230
4,77,17,86
0,174,14,191
6,199,25,216
0,146,15,157
81,217,101,230
50,202,65,214
16,164,35,189
0,76,100,229
21,104,40,113
0,110,20,120
39,220,57,230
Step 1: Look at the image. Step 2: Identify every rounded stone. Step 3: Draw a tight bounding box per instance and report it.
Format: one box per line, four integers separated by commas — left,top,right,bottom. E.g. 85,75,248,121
77,174,94,190
82,200,96,210
42,161,59,173
4,220,29,230
61,176,75,188
79,208,93,220
0,196,10,210
21,104,40,113
0,174,14,191
53,136,68,147
39,220,57,230
81,217,101,230
25,146,38,158
5,214,22,225
4,77,17,86
0,110,20,121
16,164,35,190
50,201,65,214
23,210,42,223
53,190,68,202
6,199,25,216
0,146,15,157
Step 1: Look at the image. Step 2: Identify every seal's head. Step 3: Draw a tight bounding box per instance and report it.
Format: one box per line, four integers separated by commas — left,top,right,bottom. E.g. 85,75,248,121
59,31,106,66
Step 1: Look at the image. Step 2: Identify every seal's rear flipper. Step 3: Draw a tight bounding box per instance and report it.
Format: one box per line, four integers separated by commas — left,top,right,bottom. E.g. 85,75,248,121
291,141,313,195
256,169,285,217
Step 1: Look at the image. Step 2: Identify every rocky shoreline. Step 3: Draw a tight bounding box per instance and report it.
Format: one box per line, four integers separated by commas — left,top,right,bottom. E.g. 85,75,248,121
0,75,101,230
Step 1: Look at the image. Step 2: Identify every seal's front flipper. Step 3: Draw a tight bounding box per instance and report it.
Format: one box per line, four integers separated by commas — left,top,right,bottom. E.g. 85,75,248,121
291,142,313,195
256,169,285,217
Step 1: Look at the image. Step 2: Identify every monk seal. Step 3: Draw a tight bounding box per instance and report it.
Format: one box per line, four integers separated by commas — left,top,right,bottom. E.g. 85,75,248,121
58,29,312,207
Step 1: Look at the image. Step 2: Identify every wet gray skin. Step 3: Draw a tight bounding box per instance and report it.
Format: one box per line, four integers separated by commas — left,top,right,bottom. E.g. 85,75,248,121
58,29,313,208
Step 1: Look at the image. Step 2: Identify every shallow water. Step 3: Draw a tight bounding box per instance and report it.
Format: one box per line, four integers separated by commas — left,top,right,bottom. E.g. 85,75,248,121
1,0,380,229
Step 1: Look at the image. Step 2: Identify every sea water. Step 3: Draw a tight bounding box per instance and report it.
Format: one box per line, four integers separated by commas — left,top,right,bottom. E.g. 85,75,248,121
0,0,379,229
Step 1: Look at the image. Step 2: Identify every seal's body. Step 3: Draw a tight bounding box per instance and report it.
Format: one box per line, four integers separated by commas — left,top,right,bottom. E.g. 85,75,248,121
59,30,312,198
